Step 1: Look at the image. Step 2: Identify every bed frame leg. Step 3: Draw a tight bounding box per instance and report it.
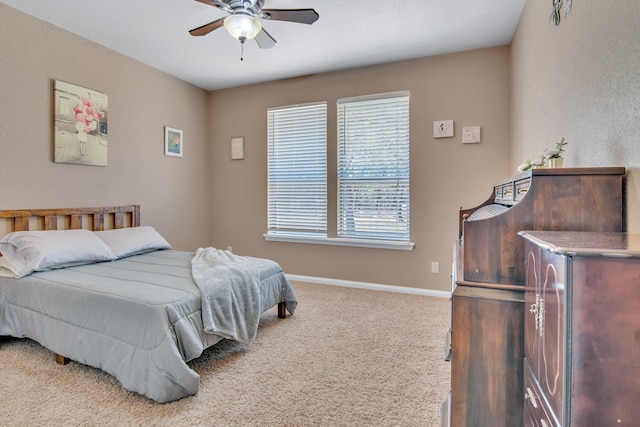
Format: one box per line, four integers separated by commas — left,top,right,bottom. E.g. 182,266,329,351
55,354,70,365
278,302,287,319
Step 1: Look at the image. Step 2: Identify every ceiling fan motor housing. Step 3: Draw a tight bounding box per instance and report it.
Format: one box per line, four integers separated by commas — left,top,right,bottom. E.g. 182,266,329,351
223,0,265,15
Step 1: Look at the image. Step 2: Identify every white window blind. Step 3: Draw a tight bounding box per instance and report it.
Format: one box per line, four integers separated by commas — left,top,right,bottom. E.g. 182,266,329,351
267,102,327,236
337,91,410,241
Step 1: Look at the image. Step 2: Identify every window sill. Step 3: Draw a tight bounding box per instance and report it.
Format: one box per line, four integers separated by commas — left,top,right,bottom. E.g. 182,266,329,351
263,233,415,251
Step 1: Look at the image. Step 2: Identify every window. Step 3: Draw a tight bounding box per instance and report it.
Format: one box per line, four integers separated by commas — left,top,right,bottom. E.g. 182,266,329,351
337,92,410,241
267,102,327,237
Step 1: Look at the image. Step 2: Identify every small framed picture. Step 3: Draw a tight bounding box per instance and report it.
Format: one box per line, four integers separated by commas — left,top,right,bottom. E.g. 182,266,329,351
231,136,244,160
164,126,183,157
462,126,481,144
433,120,454,138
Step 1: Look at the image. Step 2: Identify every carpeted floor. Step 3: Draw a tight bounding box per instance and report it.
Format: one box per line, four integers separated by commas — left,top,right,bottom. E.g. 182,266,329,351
0,281,451,426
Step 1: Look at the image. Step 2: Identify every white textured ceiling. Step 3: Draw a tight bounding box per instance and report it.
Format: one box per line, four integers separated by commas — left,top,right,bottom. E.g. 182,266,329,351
2,0,526,91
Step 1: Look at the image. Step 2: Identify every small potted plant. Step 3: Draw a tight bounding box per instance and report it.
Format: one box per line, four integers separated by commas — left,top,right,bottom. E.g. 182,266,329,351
544,137,568,168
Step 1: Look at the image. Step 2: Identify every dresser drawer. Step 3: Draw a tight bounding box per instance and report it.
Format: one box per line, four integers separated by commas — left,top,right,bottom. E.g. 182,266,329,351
523,358,558,427
514,178,530,201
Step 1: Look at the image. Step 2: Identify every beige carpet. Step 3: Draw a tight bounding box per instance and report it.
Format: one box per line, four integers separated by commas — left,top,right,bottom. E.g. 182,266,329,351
0,281,451,426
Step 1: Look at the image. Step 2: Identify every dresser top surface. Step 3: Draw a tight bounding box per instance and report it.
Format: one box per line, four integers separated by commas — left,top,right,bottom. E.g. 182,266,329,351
519,231,640,258
498,166,625,185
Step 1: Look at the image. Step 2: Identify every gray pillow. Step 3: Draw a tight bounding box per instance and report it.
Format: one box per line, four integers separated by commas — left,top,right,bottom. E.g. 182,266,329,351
0,229,116,278
94,226,171,259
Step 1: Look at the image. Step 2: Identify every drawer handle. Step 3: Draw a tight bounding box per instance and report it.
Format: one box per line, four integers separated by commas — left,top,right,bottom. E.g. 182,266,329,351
525,387,538,409
529,294,545,337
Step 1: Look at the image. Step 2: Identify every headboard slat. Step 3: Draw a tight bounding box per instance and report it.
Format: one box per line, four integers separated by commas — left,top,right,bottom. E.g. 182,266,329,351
93,214,105,231
44,215,57,231
114,212,125,229
70,215,82,229
14,217,29,231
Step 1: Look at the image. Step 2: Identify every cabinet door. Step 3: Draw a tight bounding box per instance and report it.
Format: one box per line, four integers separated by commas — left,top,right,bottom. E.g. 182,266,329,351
524,243,541,370
538,248,565,425
450,287,524,427
524,241,565,426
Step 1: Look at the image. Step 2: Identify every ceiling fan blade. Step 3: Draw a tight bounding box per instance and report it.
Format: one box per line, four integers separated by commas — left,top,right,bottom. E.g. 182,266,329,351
194,0,230,12
255,27,277,49
261,9,319,25
189,17,225,36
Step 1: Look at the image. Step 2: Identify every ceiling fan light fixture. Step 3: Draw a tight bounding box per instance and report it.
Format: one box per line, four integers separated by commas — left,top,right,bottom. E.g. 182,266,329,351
224,14,262,41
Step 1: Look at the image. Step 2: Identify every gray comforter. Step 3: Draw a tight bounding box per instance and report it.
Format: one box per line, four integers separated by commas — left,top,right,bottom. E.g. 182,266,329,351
0,250,297,403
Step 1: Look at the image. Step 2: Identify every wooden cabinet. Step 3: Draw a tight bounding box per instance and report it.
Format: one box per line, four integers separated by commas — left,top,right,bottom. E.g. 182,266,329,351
447,168,625,427
520,231,640,427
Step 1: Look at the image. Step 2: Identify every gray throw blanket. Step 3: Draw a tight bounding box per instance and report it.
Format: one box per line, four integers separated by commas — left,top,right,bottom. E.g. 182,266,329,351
191,248,261,345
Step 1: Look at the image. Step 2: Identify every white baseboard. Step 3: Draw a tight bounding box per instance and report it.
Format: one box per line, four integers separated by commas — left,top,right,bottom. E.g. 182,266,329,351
285,274,451,299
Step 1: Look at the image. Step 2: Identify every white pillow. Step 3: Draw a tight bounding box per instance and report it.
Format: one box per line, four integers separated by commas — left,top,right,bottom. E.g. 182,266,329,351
0,229,116,278
94,226,171,259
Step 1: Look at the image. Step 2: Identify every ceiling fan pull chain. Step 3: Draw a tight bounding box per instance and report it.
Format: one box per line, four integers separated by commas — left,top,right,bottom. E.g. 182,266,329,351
240,37,245,61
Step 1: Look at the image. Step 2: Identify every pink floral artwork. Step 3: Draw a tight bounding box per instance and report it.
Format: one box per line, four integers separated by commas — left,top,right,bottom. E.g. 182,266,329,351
54,80,108,166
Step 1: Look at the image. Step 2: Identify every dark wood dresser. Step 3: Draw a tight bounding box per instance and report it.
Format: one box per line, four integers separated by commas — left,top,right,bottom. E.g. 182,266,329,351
445,168,625,427
520,231,640,427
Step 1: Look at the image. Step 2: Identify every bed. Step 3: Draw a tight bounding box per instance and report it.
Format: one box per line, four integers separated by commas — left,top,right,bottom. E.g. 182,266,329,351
0,205,297,403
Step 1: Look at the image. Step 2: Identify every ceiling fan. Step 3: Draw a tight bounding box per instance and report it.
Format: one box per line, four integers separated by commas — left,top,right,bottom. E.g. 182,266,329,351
189,0,319,58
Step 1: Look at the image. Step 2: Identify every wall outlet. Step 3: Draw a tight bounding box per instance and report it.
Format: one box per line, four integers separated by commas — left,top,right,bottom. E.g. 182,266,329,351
227,246,232,252
431,262,440,274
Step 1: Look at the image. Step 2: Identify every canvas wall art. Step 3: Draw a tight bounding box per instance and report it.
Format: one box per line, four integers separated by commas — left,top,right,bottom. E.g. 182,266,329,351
54,80,108,166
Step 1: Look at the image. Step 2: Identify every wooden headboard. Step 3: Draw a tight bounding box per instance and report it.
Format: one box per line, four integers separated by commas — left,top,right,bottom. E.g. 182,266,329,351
0,205,140,238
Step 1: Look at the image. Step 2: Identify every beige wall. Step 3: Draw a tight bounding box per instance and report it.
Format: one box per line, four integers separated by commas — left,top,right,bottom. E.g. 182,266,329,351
1,4,515,292
0,5,211,250
511,0,640,231
209,48,512,291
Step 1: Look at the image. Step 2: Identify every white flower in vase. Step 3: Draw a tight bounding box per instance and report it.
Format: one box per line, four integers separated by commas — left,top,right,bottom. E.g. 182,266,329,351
543,148,561,159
